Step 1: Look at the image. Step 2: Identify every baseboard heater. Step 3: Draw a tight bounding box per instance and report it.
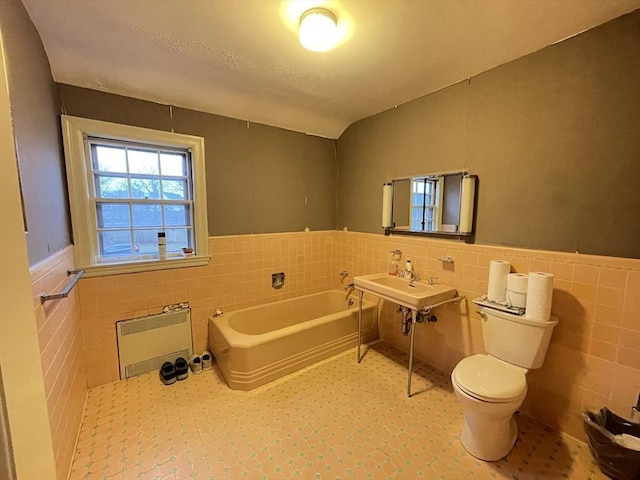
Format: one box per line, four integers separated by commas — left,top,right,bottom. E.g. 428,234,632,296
116,307,193,379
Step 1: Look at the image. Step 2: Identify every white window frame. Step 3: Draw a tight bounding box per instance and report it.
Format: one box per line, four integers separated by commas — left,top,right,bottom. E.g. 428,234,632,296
61,115,209,277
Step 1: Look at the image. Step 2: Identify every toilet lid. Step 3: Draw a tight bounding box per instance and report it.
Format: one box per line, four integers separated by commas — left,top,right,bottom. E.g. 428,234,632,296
453,354,526,402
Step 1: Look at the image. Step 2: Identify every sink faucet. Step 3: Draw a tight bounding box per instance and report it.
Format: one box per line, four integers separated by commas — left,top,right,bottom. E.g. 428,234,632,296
398,268,419,282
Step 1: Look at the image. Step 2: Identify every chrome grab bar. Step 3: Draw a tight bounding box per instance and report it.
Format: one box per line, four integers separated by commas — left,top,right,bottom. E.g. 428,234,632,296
40,269,85,303
421,295,464,313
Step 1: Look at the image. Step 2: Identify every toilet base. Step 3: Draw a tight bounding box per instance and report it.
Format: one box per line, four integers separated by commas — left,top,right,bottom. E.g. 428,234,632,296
460,412,518,461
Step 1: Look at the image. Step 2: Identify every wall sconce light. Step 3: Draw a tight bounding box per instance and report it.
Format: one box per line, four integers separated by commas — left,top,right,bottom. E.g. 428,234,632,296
299,8,338,52
382,182,393,235
459,175,476,235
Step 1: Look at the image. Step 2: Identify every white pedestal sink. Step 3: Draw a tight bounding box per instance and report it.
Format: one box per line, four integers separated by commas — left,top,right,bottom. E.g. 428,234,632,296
352,273,462,397
353,273,457,310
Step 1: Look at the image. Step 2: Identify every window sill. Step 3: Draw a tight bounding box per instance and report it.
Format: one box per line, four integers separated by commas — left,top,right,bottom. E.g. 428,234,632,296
78,255,210,278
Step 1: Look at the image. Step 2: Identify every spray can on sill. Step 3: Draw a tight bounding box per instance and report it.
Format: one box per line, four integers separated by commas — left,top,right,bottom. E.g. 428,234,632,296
158,232,167,260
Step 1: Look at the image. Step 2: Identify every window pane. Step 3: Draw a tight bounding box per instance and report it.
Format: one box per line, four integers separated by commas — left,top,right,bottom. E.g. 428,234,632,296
425,192,433,206
165,228,190,253
160,153,187,176
164,204,190,226
97,203,130,228
411,208,422,230
425,208,434,220
96,176,129,198
130,178,161,199
128,149,159,175
162,179,187,200
99,231,134,256
94,145,127,173
132,204,162,227
133,230,159,256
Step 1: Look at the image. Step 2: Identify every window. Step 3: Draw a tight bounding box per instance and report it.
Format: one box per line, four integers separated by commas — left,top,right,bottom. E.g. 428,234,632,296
410,176,443,231
62,116,209,276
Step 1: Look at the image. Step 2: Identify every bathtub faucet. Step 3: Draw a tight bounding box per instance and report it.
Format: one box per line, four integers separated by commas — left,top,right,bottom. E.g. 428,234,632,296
339,270,349,280
344,282,355,299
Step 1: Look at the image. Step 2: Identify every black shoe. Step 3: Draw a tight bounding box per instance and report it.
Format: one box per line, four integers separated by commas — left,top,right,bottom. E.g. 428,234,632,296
175,357,189,381
160,362,176,385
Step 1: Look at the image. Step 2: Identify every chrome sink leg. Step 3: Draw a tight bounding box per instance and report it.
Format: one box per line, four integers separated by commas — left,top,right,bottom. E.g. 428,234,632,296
407,309,417,397
357,290,364,363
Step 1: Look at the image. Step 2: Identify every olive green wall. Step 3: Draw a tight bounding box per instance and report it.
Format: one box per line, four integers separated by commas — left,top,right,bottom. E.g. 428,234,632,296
337,10,640,259
58,85,338,236
30,8,640,258
0,0,71,266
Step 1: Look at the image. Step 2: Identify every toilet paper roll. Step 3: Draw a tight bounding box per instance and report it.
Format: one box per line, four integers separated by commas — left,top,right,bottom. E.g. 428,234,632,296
525,272,554,321
506,273,528,307
507,273,528,293
507,290,527,308
487,260,510,303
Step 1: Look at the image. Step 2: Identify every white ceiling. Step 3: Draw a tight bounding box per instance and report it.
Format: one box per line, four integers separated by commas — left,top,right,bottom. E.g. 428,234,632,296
21,0,640,139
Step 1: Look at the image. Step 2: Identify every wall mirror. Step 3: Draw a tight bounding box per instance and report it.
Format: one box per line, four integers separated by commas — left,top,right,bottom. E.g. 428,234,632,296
383,172,476,237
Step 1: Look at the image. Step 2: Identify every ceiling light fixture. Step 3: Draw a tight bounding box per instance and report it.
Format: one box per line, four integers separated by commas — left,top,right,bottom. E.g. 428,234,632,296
299,8,338,52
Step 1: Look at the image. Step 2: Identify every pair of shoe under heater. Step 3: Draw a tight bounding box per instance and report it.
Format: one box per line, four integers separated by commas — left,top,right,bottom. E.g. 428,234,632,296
160,351,212,385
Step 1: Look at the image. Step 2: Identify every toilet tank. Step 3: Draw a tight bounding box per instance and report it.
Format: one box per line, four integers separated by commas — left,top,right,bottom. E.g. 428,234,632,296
481,308,558,369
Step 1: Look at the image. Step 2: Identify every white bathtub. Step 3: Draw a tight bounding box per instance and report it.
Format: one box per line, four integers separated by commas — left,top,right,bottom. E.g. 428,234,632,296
208,289,378,391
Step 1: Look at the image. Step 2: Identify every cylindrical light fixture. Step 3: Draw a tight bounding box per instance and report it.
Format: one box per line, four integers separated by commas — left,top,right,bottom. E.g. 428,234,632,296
299,8,338,52
459,175,476,234
382,183,393,229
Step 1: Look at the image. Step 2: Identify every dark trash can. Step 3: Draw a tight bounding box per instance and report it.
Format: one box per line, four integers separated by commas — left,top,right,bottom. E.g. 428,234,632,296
583,407,640,480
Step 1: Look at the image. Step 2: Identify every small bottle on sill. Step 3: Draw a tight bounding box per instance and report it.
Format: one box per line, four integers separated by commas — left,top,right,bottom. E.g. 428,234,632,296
158,232,167,260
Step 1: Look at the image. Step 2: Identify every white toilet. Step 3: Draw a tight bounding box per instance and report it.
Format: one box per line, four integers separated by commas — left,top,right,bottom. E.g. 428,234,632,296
451,308,558,461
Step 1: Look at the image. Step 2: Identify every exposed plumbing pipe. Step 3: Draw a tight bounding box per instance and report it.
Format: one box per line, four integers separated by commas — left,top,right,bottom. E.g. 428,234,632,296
400,306,411,336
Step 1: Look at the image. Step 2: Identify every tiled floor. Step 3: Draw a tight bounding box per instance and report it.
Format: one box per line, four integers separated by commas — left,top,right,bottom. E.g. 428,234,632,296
69,342,607,480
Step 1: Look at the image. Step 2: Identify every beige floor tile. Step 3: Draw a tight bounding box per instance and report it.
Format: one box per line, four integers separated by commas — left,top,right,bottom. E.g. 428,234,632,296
70,342,607,480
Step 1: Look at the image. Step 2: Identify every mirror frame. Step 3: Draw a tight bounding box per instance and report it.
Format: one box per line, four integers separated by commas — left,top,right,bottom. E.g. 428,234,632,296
386,171,477,238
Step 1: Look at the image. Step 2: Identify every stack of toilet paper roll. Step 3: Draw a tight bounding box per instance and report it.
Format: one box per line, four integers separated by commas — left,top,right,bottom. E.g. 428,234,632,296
487,260,554,321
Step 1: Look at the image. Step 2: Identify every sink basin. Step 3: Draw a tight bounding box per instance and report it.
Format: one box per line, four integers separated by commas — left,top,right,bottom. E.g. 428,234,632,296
353,273,457,310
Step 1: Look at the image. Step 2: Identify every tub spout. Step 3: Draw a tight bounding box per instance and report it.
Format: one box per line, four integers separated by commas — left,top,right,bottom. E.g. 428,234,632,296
345,282,355,298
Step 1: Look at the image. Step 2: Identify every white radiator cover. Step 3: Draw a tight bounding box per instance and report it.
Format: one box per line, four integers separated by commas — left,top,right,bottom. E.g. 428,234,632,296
116,309,193,379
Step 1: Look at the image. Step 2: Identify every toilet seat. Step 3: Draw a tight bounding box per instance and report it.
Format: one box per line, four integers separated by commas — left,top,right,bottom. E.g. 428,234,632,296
453,354,526,403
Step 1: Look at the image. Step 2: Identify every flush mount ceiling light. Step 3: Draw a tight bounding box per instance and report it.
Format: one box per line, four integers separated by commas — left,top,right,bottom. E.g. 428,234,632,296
299,8,338,52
